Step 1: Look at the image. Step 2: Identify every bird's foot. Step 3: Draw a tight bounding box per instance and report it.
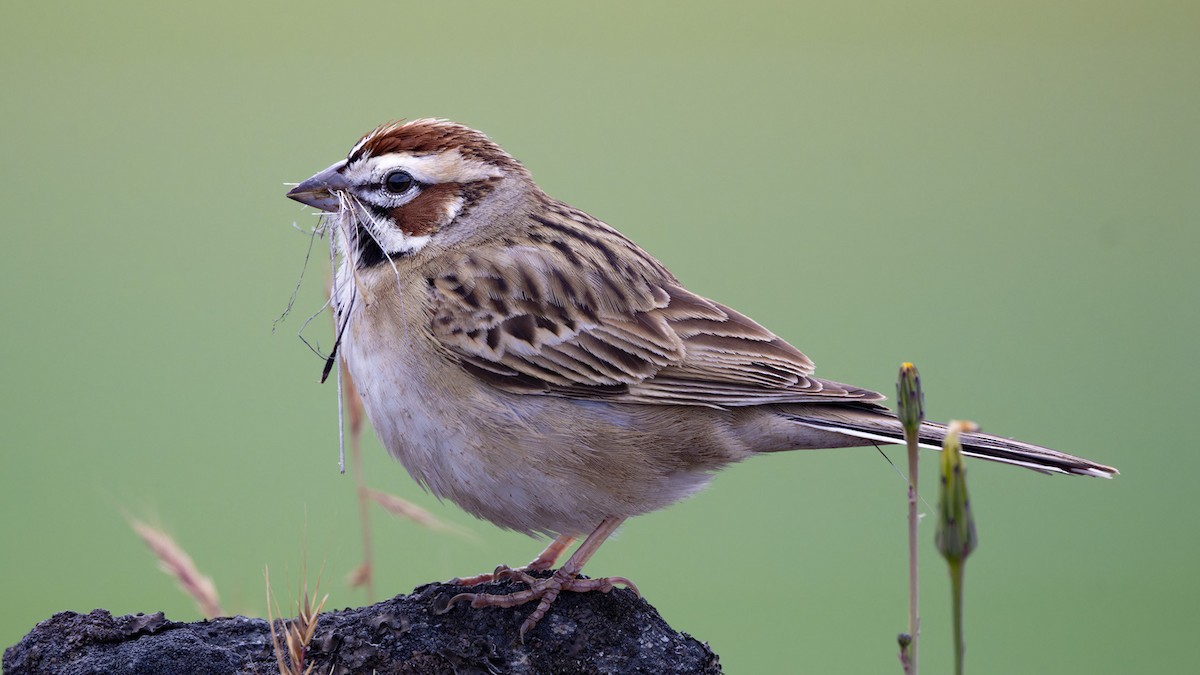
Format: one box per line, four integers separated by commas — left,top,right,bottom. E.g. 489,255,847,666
448,535,577,586
448,566,639,639
447,557,561,586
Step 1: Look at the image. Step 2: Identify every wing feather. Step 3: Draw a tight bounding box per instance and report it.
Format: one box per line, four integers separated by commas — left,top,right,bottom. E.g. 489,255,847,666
429,211,882,407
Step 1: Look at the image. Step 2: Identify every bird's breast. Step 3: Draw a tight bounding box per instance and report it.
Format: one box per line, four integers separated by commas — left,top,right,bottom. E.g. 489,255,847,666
336,284,735,536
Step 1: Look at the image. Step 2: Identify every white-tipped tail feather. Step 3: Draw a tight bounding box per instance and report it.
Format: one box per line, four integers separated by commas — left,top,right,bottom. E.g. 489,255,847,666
783,407,1117,478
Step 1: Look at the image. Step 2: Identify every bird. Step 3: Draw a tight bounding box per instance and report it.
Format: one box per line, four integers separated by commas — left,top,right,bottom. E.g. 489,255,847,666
286,119,1117,637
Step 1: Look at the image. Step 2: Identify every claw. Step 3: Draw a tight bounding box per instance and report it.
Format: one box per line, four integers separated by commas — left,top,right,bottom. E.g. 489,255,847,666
607,576,640,597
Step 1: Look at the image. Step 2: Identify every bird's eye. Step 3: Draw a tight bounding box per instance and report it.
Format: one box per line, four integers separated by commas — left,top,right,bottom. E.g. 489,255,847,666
384,170,415,195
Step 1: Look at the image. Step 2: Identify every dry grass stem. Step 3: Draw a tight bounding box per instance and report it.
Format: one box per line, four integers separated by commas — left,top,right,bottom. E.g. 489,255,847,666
365,488,461,534
128,518,222,618
342,357,376,600
266,566,329,675
342,354,364,441
344,561,372,590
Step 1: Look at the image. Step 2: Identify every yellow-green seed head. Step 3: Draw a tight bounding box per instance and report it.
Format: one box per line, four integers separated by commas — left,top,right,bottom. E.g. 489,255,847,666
936,420,979,564
896,362,925,436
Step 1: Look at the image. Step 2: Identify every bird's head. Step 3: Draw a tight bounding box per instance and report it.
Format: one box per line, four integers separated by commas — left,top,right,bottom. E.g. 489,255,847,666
288,119,533,268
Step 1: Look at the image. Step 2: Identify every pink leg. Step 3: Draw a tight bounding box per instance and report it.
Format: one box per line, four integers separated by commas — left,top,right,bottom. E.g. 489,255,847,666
448,517,638,639
527,534,576,571
448,534,576,586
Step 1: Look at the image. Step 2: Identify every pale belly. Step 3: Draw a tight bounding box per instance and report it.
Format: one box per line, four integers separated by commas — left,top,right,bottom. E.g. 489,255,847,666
341,327,728,537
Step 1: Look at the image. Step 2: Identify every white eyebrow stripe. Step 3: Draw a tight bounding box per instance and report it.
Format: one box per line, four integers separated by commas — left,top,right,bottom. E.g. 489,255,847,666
349,133,372,160
359,150,503,185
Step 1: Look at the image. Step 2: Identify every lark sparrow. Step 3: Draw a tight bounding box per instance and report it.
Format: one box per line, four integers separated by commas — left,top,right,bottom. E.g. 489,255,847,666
287,119,1116,637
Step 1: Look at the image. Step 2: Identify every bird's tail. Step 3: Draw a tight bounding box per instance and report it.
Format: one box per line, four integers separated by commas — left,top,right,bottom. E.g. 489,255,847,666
781,406,1118,478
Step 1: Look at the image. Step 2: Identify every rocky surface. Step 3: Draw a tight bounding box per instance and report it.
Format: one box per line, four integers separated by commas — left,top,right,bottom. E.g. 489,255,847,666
4,576,722,674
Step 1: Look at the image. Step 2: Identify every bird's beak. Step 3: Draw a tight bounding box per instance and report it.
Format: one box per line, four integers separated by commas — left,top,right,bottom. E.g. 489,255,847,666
287,160,350,212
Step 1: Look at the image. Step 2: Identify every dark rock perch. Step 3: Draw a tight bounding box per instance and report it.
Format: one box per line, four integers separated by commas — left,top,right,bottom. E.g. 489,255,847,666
4,577,722,674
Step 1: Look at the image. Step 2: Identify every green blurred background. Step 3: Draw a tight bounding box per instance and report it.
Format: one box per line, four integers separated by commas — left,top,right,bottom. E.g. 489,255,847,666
2,2,1196,672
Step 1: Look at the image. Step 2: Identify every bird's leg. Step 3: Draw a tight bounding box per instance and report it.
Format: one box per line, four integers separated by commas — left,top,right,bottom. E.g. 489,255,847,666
448,534,577,586
447,517,638,639
526,534,577,571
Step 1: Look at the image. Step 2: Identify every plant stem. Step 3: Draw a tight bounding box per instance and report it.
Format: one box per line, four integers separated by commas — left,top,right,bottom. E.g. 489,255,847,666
907,434,920,674
950,559,965,675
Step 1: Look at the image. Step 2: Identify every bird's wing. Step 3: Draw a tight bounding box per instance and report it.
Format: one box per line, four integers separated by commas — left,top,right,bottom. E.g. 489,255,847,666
429,233,881,408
